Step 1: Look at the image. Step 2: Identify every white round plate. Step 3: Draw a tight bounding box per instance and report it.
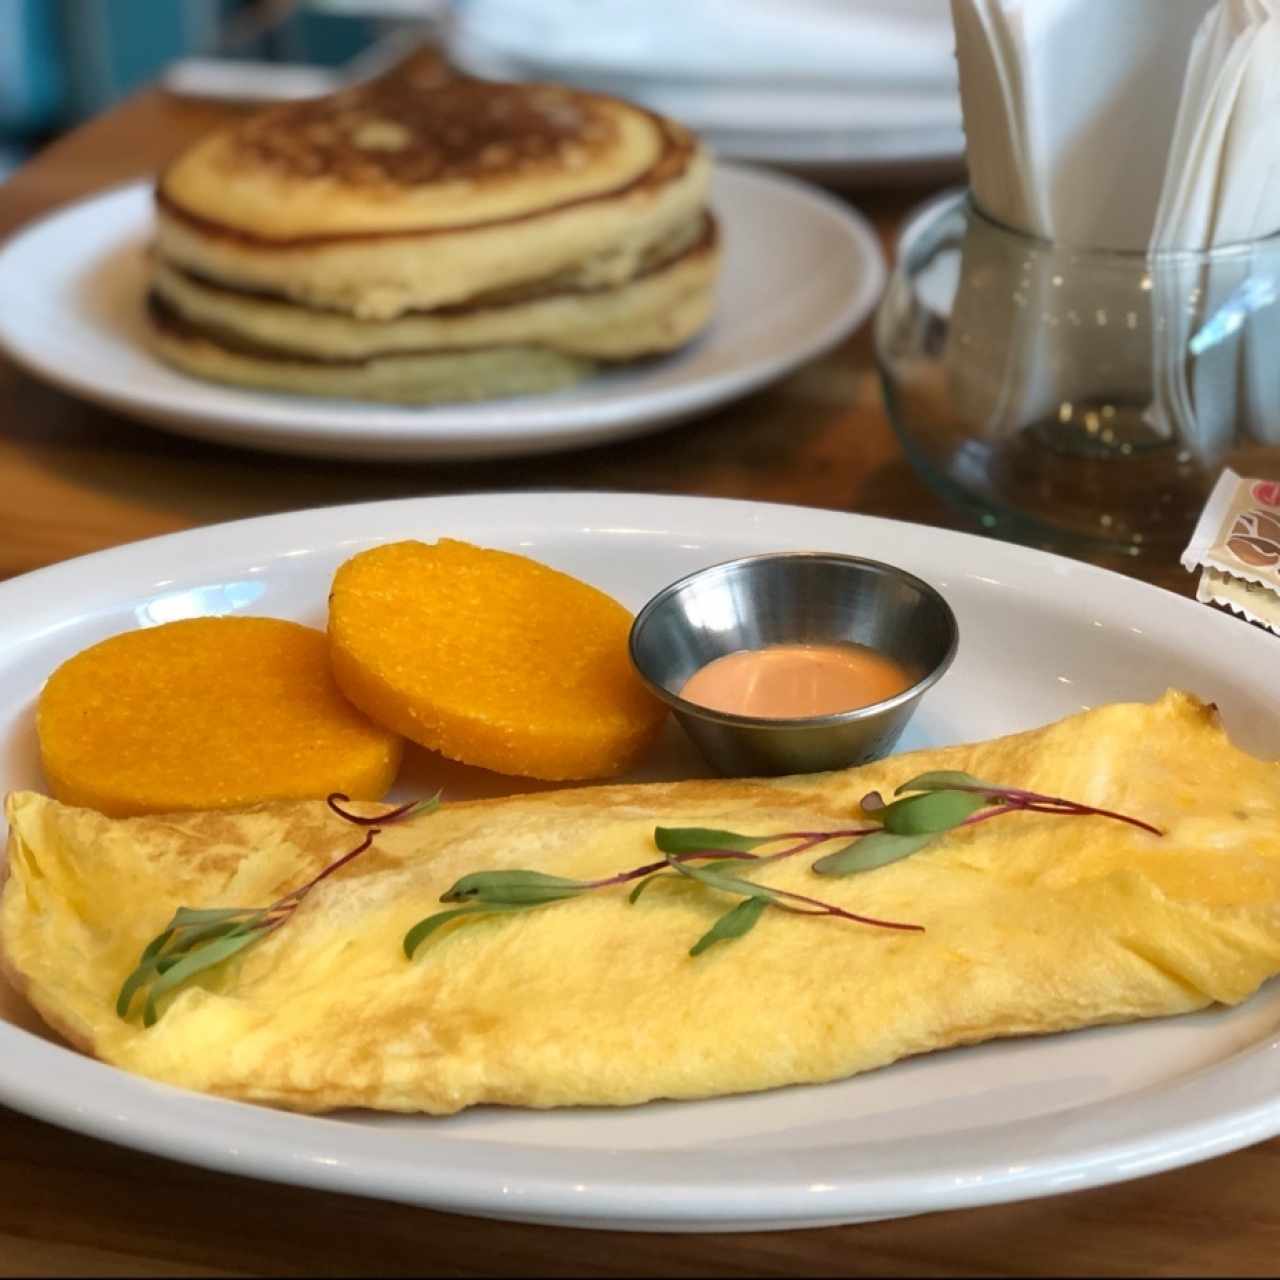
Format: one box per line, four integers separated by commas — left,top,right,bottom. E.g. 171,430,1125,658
445,30,966,181
0,166,884,462
446,25,961,135
2,493,1279,1232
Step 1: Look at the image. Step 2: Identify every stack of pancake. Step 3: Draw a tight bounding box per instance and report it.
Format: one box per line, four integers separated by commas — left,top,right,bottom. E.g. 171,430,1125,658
147,54,718,403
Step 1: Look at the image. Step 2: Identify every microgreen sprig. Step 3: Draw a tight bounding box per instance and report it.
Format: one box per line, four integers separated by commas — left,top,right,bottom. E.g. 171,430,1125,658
327,791,442,826
811,771,1162,876
117,769,1161,1021
403,771,1158,960
401,818,922,960
117,793,440,1025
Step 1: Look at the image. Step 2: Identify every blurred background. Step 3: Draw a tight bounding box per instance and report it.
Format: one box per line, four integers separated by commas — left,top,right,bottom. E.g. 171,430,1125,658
0,0,963,185
0,0,416,177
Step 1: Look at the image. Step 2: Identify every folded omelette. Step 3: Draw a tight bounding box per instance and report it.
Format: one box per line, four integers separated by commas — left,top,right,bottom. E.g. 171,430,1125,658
3,690,1280,1114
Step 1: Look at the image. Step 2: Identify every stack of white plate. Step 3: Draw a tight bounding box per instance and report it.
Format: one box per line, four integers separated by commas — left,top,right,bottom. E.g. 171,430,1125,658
443,0,965,183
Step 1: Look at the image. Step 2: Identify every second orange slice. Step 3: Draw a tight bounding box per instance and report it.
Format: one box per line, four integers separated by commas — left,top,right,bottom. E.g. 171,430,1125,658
327,539,666,780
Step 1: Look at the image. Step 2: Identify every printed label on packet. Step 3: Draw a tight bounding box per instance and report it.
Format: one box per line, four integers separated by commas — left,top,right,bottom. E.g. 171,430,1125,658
1182,469,1280,637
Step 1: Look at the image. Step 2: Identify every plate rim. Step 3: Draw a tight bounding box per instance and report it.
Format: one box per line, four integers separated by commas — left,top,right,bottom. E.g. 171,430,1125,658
0,166,887,462
1,490,1278,1231
0,486,1265,647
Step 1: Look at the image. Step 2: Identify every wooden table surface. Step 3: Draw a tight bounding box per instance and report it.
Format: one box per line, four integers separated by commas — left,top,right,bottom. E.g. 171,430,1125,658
0,90,1272,1278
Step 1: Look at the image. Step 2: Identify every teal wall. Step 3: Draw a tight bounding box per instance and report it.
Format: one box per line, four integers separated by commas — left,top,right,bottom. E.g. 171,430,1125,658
1,0,379,136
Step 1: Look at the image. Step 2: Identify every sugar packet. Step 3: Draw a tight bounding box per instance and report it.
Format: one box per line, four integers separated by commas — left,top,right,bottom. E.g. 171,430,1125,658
1181,469,1280,636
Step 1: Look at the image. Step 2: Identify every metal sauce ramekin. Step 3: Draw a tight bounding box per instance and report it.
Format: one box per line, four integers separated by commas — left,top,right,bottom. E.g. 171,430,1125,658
629,552,957,776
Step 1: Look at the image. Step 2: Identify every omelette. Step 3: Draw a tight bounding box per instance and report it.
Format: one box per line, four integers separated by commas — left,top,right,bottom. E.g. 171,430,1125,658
3,690,1280,1115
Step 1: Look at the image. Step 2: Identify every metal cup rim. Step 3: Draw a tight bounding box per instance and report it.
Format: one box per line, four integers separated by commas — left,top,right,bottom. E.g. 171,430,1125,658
627,550,959,731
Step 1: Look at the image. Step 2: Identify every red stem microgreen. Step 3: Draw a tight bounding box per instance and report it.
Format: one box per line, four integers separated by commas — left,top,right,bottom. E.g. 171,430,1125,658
404,772,1157,958
118,793,444,1025
891,772,1163,837
121,770,1161,1007
327,791,442,826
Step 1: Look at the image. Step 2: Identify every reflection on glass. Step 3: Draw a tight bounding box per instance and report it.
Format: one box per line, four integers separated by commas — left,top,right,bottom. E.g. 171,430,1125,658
876,193,1280,558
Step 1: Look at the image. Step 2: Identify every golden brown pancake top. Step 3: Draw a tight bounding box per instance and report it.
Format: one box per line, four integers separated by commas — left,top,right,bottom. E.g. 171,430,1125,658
156,53,700,247
225,60,626,190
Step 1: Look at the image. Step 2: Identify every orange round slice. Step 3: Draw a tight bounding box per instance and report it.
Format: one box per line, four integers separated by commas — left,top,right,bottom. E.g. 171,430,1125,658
328,539,666,780
38,616,402,817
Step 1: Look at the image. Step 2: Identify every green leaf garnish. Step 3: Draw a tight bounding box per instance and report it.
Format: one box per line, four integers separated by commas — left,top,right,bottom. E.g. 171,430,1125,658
664,856,772,901
117,909,271,1022
116,942,173,1018
879,790,988,835
440,870,586,905
170,906,265,926
117,795,448,1025
402,902,538,958
811,830,937,877
141,925,266,1027
401,870,587,956
403,906,483,956
893,774,1163,835
628,872,676,903
689,897,768,956
660,841,922,940
119,773,1161,1015
654,827,773,855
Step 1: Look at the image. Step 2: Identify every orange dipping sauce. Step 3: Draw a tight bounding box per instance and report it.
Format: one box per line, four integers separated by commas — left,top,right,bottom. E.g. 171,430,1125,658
678,643,914,719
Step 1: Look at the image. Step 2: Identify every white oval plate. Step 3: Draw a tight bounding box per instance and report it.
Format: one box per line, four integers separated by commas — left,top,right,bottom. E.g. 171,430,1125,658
1,493,1278,1233
0,166,884,462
